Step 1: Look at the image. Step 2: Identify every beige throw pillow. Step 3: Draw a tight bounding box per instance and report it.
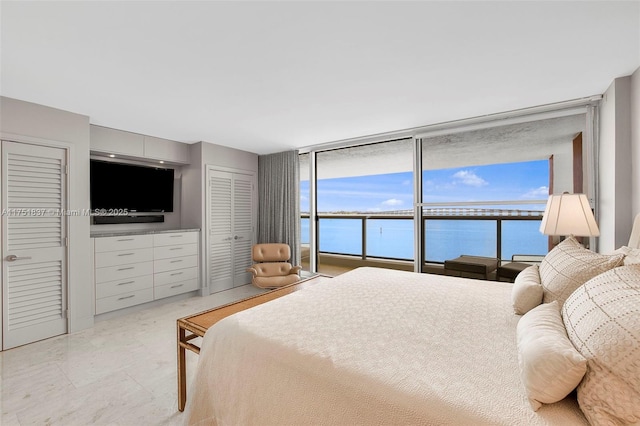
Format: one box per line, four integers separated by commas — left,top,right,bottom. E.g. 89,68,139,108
562,265,640,425
511,264,543,315
516,301,587,411
613,245,640,265
539,237,624,308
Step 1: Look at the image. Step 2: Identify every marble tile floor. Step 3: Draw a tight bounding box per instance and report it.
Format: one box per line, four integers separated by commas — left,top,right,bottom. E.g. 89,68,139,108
0,283,269,426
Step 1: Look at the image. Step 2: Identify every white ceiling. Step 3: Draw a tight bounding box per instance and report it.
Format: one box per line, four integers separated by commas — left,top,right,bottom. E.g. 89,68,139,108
1,1,639,155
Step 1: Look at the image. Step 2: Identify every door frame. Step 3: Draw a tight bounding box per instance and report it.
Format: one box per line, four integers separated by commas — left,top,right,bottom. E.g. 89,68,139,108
204,165,257,296
0,132,73,349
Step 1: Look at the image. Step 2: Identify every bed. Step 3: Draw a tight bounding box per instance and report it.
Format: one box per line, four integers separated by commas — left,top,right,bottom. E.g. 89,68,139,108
185,224,640,425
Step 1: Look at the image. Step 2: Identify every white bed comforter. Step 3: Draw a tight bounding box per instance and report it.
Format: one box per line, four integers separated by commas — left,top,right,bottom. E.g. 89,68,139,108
185,267,588,425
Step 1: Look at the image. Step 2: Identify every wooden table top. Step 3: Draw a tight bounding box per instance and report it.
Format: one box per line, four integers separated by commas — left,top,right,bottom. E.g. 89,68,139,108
178,276,323,336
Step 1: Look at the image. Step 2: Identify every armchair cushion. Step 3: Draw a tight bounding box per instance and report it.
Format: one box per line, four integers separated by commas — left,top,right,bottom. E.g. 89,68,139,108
249,262,295,277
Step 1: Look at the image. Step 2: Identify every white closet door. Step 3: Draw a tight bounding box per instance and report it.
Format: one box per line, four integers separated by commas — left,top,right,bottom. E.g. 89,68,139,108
207,168,255,293
232,174,253,286
2,141,68,349
208,170,234,292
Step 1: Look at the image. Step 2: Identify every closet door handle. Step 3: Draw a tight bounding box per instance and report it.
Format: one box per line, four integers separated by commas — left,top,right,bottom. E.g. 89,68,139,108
6,255,32,262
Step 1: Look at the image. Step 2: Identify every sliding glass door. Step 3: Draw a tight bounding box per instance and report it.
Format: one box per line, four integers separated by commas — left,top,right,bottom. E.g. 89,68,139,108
300,107,595,275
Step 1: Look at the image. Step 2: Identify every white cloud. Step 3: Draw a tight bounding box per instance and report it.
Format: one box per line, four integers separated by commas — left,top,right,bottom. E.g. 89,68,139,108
381,198,403,207
521,186,549,199
452,170,488,187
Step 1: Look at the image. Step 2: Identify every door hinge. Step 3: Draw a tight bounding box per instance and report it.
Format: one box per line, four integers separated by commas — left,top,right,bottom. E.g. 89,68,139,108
65,165,69,175
64,237,68,247
63,309,69,319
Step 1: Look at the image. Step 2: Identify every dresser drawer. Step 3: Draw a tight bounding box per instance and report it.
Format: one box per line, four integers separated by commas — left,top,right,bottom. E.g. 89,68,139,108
154,266,198,287
95,248,153,268
95,234,153,253
154,255,198,273
153,243,197,260
96,275,153,299
154,231,198,247
95,261,153,284
154,278,198,300
96,288,154,314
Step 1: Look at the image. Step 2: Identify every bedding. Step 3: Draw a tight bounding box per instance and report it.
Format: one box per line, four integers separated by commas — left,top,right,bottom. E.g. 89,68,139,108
562,264,640,424
538,236,624,308
185,267,588,425
511,264,543,315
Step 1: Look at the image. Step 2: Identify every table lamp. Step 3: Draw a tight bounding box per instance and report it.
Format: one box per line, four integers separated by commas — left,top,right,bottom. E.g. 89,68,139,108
539,193,600,237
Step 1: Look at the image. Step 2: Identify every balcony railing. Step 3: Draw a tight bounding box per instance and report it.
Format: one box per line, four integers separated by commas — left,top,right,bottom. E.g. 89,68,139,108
301,201,548,266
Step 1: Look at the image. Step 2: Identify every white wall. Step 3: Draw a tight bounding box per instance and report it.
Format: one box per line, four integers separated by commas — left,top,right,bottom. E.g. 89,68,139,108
599,76,633,252
0,96,93,332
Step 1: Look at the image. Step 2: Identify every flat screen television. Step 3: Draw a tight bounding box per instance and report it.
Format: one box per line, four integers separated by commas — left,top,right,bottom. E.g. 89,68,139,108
90,159,174,213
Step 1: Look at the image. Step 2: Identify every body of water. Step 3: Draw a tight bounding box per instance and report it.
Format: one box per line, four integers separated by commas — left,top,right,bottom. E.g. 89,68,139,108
301,217,548,262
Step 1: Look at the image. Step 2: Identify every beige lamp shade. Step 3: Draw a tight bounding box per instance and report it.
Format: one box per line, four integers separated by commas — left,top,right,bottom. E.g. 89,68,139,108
539,193,600,237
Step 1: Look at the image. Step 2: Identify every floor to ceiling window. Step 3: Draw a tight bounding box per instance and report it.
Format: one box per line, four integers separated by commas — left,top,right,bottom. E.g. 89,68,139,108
419,113,586,267
303,139,414,275
301,106,595,276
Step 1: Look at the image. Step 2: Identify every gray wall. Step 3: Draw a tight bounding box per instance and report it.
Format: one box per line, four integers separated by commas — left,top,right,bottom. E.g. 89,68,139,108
181,141,258,295
599,75,634,252
632,67,640,218
0,96,93,332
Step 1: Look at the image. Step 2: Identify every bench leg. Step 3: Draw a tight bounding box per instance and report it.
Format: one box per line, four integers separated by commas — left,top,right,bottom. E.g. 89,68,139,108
178,324,187,412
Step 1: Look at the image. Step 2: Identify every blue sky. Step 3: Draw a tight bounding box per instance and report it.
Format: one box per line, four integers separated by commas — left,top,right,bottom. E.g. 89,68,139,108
301,159,549,213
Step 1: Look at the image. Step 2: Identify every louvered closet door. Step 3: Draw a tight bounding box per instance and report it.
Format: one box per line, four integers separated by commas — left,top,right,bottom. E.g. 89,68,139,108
208,170,234,293
232,174,253,286
1,141,68,349
207,168,255,293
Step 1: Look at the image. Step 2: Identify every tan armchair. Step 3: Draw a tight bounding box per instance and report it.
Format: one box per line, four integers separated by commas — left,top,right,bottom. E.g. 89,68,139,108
247,243,302,289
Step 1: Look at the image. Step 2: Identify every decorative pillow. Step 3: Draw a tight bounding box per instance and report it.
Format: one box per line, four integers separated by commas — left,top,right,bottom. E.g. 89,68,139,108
613,245,640,265
516,301,587,411
562,265,640,425
539,236,624,308
511,265,543,315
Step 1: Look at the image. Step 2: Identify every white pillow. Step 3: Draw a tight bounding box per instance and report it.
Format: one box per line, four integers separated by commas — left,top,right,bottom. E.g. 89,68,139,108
539,236,624,308
516,301,587,411
511,264,543,315
613,245,640,265
562,264,640,425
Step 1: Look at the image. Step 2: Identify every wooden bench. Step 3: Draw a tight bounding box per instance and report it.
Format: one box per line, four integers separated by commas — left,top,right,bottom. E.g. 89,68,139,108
176,276,323,412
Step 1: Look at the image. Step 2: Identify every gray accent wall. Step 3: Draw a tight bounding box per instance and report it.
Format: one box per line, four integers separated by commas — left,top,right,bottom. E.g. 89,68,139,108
181,141,258,295
632,67,640,219
599,74,635,252
0,96,93,332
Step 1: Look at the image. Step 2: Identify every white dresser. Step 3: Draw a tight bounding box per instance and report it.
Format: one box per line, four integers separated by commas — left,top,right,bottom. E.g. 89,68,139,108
93,230,199,315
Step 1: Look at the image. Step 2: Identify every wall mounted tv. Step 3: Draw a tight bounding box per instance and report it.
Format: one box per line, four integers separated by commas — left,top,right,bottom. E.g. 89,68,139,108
90,159,174,213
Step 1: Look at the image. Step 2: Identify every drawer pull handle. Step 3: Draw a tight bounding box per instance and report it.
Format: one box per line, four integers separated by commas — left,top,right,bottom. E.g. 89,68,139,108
169,235,182,238
117,253,135,256
117,238,135,242
170,260,183,263
171,284,184,289
117,281,135,286
170,272,184,276
117,266,135,271
118,295,135,301
169,247,183,251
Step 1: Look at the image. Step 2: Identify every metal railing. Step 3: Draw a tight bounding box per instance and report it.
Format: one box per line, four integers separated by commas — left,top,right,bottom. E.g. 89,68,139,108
301,202,548,264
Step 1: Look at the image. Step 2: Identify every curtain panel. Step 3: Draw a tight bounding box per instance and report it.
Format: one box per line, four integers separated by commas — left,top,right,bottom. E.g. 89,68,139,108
257,150,301,265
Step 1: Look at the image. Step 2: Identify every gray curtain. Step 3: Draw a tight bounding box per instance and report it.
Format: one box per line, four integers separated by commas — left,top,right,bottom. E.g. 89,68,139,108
257,150,301,265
